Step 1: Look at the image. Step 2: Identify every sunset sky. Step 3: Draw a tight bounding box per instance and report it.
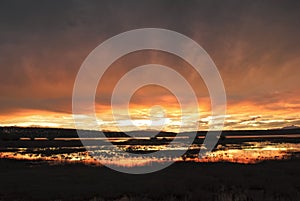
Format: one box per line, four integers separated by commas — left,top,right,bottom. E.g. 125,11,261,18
0,0,299,132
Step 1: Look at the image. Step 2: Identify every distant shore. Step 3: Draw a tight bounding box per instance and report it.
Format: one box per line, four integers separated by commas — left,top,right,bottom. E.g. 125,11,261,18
0,158,299,201
1,126,299,148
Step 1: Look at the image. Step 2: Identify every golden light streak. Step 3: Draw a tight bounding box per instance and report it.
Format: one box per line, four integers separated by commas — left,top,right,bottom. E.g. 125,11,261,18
0,96,299,131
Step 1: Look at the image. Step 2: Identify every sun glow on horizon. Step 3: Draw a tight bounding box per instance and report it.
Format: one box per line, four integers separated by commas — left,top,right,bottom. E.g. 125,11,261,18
0,98,299,132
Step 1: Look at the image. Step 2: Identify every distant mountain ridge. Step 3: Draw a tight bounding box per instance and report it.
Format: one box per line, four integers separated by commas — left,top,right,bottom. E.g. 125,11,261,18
0,126,299,141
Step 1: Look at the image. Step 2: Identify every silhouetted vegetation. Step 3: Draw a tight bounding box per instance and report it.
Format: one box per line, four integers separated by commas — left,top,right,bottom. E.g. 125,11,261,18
0,159,299,201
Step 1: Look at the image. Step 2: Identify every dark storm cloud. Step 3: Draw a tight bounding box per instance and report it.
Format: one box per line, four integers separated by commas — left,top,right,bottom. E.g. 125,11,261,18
0,0,299,115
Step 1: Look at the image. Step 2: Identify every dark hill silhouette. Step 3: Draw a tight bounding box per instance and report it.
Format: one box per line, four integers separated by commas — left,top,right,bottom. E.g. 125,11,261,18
0,126,299,141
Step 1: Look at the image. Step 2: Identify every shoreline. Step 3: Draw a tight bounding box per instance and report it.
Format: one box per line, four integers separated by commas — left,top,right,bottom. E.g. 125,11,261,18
0,158,299,201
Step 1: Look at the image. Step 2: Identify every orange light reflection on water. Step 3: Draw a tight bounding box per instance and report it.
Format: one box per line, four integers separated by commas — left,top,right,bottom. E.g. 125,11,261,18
0,142,299,167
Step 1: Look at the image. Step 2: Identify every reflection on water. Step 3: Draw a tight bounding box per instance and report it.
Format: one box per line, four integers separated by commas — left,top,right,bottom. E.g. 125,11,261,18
196,142,300,163
0,138,299,167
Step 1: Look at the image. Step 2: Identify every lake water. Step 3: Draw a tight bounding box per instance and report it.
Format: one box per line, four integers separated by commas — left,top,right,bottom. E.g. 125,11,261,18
0,134,299,167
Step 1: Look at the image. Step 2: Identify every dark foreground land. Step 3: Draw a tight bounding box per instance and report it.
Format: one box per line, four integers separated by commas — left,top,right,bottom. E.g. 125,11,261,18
0,159,299,201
